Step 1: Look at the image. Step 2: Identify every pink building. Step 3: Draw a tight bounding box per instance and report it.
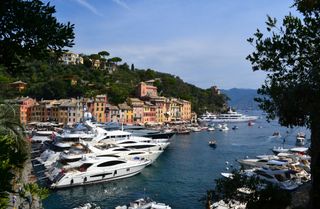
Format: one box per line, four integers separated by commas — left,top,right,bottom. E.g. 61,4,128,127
127,98,144,124
136,81,158,98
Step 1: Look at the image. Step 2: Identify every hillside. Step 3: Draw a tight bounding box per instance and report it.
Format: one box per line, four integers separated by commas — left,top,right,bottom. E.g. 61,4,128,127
0,61,227,114
222,88,259,110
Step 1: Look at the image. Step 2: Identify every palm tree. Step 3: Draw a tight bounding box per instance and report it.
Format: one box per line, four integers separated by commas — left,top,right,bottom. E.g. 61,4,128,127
0,101,28,205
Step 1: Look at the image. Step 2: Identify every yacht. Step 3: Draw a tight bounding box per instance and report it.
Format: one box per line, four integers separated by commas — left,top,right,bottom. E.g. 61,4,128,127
209,108,258,123
244,167,299,191
237,158,288,169
115,197,172,209
197,112,217,123
47,156,150,189
60,143,163,165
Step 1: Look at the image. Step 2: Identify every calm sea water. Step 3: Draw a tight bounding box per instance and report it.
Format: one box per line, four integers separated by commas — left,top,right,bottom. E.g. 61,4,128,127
43,111,309,209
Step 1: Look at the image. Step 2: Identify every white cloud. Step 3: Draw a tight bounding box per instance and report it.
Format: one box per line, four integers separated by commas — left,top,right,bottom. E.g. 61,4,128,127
74,0,103,16
112,0,131,10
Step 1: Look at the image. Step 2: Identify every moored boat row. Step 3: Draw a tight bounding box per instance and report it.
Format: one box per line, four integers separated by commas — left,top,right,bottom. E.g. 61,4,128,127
32,120,170,189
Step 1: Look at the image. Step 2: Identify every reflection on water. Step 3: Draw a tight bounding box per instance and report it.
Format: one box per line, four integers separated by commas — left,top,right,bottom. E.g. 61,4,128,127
43,111,310,209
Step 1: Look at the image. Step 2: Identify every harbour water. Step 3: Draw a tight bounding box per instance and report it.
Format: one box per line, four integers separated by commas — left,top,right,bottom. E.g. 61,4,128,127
43,111,309,209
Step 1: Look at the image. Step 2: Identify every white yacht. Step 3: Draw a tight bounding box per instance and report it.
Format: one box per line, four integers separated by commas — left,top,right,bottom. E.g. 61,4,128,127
209,108,258,123
47,156,150,189
244,167,299,191
198,112,217,123
60,143,163,165
115,197,172,209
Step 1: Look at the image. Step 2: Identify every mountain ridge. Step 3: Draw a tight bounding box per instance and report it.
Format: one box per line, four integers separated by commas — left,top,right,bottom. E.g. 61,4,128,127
221,88,259,110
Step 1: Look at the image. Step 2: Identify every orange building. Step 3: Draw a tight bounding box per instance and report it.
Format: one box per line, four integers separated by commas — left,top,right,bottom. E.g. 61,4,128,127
11,97,36,125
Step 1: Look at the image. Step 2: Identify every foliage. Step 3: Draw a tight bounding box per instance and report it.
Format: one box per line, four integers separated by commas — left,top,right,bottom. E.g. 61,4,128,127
0,0,75,73
207,170,291,209
246,1,320,208
23,183,49,200
2,59,226,113
0,102,28,207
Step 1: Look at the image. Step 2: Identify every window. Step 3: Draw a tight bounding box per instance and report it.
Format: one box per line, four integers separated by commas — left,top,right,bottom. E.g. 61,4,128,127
97,161,125,167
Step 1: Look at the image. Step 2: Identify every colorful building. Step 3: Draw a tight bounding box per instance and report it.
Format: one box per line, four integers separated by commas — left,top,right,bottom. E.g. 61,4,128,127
61,51,83,65
149,96,166,124
143,101,156,124
118,102,133,124
127,98,144,124
93,95,107,122
136,81,158,98
181,99,192,121
108,105,119,123
10,80,27,92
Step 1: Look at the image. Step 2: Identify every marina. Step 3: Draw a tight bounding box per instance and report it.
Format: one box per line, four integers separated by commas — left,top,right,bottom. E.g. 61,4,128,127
41,111,310,209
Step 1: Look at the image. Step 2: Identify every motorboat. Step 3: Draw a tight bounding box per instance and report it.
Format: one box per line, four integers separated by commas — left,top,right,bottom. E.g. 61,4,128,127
272,147,289,154
207,108,258,123
73,203,101,209
244,167,300,191
237,158,289,170
115,197,172,209
36,149,60,168
209,140,217,147
272,131,281,138
296,132,306,146
219,124,229,132
47,156,150,189
211,199,246,209
189,126,201,132
232,125,238,130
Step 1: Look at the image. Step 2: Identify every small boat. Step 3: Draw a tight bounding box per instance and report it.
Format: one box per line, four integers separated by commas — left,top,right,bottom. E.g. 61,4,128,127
272,146,289,154
272,131,281,137
73,203,101,209
219,124,229,131
207,127,215,131
248,121,255,126
209,140,217,147
115,197,172,209
232,125,238,130
296,132,306,146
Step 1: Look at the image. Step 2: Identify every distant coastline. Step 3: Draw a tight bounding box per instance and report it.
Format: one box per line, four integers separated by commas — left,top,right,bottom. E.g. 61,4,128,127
221,88,259,110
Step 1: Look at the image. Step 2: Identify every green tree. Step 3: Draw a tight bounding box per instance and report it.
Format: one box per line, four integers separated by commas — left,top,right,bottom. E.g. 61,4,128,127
108,57,122,64
0,102,28,207
246,1,320,208
98,51,110,58
207,170,291,209
0,0,75,74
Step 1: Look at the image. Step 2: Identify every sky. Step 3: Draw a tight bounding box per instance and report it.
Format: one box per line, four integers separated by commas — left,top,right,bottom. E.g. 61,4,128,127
48,0,297,89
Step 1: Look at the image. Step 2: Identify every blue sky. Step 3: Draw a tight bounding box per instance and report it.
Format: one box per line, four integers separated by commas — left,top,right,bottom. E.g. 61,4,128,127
48,0,296,89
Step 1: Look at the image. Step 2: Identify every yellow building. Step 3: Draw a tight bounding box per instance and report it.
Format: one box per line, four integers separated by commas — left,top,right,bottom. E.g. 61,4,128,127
127,98,144,124
181,99,192,121
168,98,182,121
118,102,133,124
93,95,107,122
